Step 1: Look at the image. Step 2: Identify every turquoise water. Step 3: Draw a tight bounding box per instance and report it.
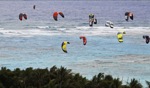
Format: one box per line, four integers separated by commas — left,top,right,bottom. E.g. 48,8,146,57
0,0,150,86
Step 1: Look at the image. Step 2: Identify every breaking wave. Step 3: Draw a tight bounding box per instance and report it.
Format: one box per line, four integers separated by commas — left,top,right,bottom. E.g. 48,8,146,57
0,26,150,37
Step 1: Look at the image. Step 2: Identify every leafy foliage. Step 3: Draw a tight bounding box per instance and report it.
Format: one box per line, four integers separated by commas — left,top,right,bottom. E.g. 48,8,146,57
0,66,148,88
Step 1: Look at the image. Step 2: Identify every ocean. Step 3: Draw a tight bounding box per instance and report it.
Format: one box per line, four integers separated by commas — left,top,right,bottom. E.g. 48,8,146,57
0,0,150,86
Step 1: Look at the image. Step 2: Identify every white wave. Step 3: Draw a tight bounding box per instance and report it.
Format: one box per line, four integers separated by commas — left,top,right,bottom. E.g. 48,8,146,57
36,26,50,29
67,26,150,36
0,29,61,37
0,26,150,37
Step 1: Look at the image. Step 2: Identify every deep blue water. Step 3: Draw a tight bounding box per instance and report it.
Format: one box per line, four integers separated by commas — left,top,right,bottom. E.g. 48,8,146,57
0,0,150,86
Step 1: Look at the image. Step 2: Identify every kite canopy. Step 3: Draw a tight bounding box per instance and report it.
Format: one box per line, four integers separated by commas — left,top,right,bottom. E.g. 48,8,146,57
105,21,114,28
19,13,27,21
61,41,70,53
89,14,94,19
117,31,125,43
80,36,87,45
53,12,64,21
89,14,97,27
125,12,133,21
143,35,150,44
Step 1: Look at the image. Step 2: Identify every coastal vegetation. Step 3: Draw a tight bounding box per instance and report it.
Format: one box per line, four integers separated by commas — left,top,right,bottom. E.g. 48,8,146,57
0,66,149,88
